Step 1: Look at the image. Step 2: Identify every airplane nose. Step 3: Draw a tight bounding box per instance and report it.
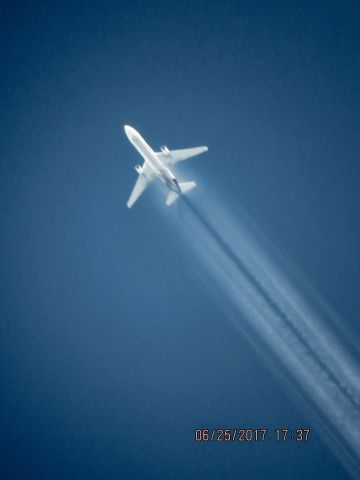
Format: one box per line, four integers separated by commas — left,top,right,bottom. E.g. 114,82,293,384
124,125,135,138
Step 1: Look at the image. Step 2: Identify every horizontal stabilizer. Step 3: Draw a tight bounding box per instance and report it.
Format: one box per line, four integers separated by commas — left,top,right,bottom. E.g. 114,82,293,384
166,191,179,206
179,181,196,194
165,181,197,207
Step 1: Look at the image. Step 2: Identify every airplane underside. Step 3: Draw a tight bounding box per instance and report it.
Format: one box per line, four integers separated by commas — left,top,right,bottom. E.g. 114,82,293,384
124,125,208,208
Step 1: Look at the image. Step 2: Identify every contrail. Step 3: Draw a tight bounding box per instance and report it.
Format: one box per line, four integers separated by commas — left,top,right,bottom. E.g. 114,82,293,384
200,194,360,404
159,190,360,478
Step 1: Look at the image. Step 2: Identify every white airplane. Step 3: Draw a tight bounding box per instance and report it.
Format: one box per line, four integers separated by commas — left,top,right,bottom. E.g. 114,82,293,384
124,125,208,207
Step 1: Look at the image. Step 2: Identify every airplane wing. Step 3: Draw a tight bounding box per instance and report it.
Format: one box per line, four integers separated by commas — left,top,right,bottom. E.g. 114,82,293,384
127,162,155,208
156,146,208,166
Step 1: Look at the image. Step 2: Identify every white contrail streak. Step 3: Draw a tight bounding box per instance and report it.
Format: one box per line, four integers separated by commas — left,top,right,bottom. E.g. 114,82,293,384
203,193,360,407
160,190,360,478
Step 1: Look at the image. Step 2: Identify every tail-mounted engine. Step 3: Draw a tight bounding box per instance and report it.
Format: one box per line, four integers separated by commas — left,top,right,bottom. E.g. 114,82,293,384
161,145,170,155
135,164,144,174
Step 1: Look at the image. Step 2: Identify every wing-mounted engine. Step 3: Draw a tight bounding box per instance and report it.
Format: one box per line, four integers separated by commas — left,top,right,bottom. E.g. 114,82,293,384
160,145,170,155
135,164,144,174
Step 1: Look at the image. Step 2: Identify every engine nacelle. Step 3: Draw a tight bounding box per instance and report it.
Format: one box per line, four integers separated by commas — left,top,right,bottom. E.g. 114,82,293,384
161,145,170,155
135,164,144,174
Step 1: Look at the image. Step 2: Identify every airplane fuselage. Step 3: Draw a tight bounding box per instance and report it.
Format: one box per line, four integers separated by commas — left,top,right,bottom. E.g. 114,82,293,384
124,125,181,193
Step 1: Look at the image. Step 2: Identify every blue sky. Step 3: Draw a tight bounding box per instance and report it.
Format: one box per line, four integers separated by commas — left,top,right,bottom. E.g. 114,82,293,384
1,1,360,479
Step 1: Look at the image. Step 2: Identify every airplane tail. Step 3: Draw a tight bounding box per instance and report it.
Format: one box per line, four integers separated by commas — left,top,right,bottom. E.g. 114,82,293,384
166,181,197,206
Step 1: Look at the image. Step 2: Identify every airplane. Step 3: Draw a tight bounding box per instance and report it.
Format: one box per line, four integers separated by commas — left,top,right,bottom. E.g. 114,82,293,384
124,125,208,207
